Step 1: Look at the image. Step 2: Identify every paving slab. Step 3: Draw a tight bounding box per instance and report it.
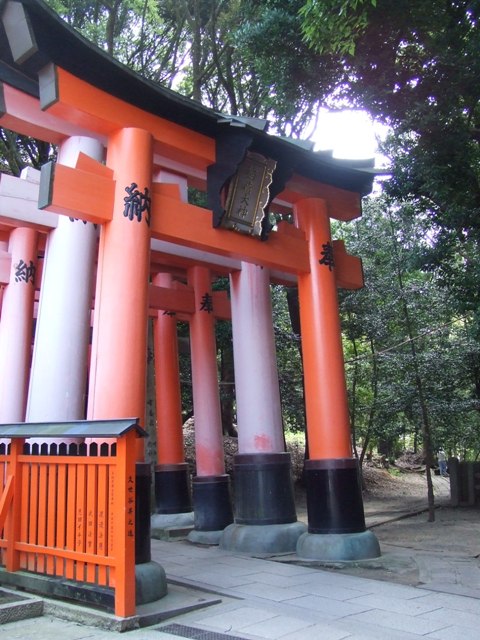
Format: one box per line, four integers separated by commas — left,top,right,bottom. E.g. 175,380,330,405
1,502,480,640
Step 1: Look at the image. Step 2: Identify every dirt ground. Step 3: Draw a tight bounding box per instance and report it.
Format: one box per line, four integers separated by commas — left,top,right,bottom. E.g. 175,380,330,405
292,466,480,590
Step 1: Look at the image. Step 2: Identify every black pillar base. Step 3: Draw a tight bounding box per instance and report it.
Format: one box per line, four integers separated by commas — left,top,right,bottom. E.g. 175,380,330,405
304,458,366,534
135,462,152,564
154,463,192,514
191,474,233,531
233,452,297,525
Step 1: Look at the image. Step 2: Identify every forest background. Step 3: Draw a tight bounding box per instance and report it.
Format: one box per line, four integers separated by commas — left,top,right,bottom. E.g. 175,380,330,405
1,1,479,489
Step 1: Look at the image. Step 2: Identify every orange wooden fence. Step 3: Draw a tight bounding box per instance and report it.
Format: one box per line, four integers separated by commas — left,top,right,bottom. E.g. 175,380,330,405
0,420,142,617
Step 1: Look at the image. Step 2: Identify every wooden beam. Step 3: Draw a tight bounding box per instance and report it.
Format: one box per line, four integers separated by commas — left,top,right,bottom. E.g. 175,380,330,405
150,184,309,275
333,240,364,290
0,171,57,230
39,161,114,224
40,65,215,172
0,82,102,145
148,283,231,320
149,283,195,315
280,174,362,222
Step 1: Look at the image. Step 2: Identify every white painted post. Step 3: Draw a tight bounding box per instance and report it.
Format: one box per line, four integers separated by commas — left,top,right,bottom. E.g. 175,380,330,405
26,136,103,422
229,261,284,453
0,227,38,421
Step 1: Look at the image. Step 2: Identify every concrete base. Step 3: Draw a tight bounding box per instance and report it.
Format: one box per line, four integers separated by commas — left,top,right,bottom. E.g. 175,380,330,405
296,530,381,562
135,561,168,605
151,512,194,540
42,583,222,632
0,587,43,625
187,529,224,545
220,521,307,554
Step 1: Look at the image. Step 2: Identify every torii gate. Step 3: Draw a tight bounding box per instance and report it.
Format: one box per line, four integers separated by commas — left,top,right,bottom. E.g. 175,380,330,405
0,0,380,575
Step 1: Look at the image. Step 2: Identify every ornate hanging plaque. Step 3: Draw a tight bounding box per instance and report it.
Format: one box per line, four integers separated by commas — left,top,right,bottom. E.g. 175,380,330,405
222,151,277,237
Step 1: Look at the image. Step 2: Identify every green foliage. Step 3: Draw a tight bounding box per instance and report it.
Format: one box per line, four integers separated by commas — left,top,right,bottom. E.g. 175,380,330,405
45,0,188,84
339,195,480,460
271,285,305,432
231,1,342,135
387,467,402,477
300,0,377,55
0,129,55,176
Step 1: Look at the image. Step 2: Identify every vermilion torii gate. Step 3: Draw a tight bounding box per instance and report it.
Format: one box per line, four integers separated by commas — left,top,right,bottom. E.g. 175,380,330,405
0,0,380,576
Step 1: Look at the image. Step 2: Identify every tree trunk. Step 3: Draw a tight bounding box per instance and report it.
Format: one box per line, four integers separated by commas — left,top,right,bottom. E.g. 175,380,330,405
286,286,309,459
220,344,237,436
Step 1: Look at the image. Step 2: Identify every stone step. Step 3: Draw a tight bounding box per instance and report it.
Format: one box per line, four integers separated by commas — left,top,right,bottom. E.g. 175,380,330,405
0,587,43,625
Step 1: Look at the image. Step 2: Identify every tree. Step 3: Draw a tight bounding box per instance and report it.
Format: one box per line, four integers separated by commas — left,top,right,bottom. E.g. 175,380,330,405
299,2,480,472
0,130,55,176
300,0,480,309
47,0,186,85
338,194,480,515
45,0,343,136
272,285,305,433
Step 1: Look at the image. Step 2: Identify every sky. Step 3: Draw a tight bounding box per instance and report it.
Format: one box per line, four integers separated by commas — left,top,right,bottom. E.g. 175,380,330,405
312,109,388,164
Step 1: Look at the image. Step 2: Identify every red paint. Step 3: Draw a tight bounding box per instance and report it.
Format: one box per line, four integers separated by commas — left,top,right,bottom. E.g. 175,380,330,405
254,434,272,452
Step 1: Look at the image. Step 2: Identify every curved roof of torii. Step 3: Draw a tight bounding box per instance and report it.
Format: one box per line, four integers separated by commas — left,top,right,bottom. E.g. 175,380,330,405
0,0,376,197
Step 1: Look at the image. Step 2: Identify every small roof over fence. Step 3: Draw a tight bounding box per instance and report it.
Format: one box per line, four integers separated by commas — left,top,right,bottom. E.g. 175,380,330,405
0,418,147,438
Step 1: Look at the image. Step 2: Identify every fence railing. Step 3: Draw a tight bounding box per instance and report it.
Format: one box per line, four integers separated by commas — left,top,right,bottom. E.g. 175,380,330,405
0,419,143,617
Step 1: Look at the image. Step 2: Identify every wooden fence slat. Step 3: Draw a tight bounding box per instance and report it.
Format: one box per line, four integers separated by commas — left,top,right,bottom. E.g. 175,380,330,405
0,459,7,493
54,463,67,577
97,464,108,585
36,463,48,573
0,458,7,565
86,463,98,583
75,464,86,582
46,463,58,575
65,464,77,580
19,460,30,570
0,476,14,532
27,464,39,572
5,439,24,572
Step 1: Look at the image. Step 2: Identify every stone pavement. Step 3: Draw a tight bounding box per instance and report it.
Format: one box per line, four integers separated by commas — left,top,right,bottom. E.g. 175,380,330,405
2,522,480,640
2,476,480,640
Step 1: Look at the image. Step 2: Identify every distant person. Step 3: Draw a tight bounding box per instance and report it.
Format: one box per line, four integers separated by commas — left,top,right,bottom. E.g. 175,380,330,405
438,449,448,476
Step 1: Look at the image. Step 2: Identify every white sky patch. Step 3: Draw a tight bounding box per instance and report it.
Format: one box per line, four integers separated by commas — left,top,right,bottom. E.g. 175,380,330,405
312,109,385,161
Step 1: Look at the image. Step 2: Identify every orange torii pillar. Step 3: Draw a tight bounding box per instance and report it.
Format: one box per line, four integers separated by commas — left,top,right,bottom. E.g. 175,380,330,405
87,127,152,439
221,262,306,553
294,198,380,561
87,127,167,599
27,136,102,428
0,227,38,422
151,272,193,530
187,265,233,544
